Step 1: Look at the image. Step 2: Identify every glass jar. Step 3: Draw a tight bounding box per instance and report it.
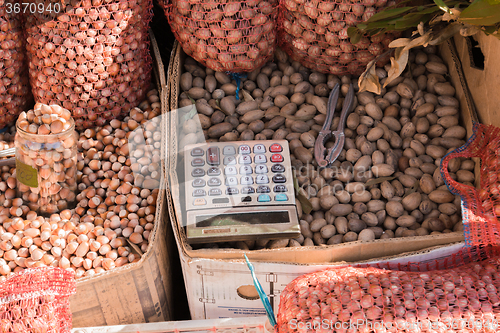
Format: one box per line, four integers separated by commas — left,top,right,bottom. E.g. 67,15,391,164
15,117,78,215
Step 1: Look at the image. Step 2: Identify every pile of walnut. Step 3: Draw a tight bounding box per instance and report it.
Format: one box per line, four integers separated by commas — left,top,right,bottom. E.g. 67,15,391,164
177,46,472,250
0,89,161,279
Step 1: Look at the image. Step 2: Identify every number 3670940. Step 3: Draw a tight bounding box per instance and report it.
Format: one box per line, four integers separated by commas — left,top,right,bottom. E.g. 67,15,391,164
6,2,61,14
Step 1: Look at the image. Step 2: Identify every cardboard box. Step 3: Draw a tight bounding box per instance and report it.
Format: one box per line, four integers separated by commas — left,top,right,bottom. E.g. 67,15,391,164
69,31,176,327
72,316,270,333
446,34,500,128
165,40,472,319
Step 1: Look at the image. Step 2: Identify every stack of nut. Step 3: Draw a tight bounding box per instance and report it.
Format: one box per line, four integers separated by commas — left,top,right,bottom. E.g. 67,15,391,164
0,0,32,128
176,47,471,250
0,89,161,280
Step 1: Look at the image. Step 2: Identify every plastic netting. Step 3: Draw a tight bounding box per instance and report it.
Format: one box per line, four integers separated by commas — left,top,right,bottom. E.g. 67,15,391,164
276,245,500,333
441,122,500,248
165,0,278,72
0,267,76,332
24,0,153,130
0,0,33,130
277,0,401,75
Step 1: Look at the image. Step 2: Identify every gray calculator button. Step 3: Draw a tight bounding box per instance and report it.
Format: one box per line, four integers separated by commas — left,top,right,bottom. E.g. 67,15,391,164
239,155,252,165
253,144,266,154
240,165,253,175
208,178,221,186
242,186,255,194
271,164,285,173
224,166,237,175
254,154,267,164
193,189,206,197
255,165,268,174
273,174,286,183
257,185,270,193
191,168,205,177
191,158,205,167
223,156,237,165
274,185,287,192
191,147,204,156
226,187,239,195
209,188,222,196
239,145,251,154
223,146,236,155
256,175,269,184
207,167,221,176
192,179,206,187
225,176,238,186
241,176,254,185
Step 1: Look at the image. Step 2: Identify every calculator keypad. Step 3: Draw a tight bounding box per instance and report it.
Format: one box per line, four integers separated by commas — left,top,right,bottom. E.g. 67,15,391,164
185,140,295,210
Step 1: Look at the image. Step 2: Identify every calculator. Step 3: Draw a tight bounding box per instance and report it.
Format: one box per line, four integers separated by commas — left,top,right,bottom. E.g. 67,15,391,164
184,140,301,244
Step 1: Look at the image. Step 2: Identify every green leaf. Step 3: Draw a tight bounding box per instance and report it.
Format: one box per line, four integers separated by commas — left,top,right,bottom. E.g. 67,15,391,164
395,13,433,29
348,27,362,44
407,6,444,16
365,176,396,187
357,23,368,30
460,0,500,25
293,174,312,215
487,0,500,5
365,7,414,22
433,0,452,13
483,24,500,33
363,19,400,30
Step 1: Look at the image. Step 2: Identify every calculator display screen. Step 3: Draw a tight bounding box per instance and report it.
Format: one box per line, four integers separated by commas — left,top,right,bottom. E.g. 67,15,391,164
195,211,290,227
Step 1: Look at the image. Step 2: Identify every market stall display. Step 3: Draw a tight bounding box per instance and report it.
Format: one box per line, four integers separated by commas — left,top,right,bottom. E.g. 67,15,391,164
276,246,500,333
442,122,500,247
170,44,471,250
0,267,76,332
0,0,32,129
0,89,161,279
278,0,400,75
24,0,154,130
165,0,278,72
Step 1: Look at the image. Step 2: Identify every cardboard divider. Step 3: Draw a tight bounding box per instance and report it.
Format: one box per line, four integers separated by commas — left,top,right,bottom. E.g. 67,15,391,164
165,40,471,319
70,30,176,327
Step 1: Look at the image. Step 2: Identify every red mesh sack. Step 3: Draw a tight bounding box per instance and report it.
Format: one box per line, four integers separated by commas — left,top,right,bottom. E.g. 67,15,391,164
0,0,33,129
277,0,401,75
441,122,500,248
24,0,153,130
276,246,500,333
165,0,278,72
0,267,76,332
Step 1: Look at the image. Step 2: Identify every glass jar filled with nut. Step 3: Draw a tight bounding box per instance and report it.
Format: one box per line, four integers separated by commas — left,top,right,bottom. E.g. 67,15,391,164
15,104,78,215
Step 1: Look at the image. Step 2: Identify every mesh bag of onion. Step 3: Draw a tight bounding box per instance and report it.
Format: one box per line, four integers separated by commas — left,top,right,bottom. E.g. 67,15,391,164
277,0,401,75
165,0,278,72
24,0,153,130
0,0,33,129
441,122,500,248
0,267,76,332
276,245,500,333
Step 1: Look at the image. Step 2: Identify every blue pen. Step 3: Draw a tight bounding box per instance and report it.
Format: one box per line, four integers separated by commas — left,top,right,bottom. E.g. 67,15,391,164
244,253,277,328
